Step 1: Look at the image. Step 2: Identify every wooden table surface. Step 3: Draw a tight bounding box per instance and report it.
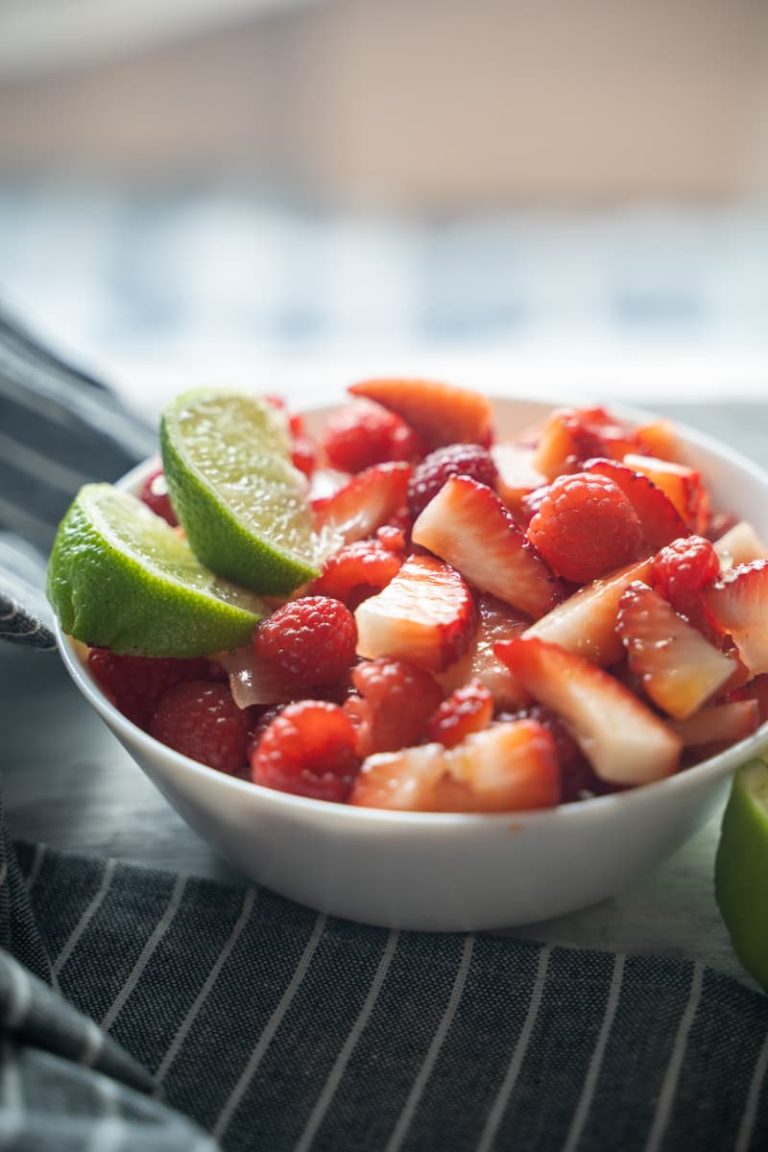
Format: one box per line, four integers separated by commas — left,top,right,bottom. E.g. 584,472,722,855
3,399,768,990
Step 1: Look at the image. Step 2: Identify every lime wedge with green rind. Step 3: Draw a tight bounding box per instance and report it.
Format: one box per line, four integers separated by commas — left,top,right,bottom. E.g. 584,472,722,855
47,484,267,657
161,389,319,594
715,757,768,991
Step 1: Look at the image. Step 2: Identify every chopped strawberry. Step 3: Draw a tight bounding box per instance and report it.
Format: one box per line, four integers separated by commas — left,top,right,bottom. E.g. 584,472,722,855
651,535,720,632
616,582,738,719
533,407,641,480
426,680,494,748
437,593,530,707
492,443,548,519
308,539,404,608
670,700,759,747
524,557,653,667
291,435,317,478
407,443,498,518
706,511,739,544
139,467,178,527
349,377,494,450
713,521,768,569
738,673,768,724
254,596,358,687
355,553,477,672
412,475,563,620
497,703,605,802
88,649,215,729
345,658,444,757
313,462,411,545
623,454,710,535
634,419,684,462
150,681,251,775
703,561,768,676
376,523,407,552
527,472,644,584
583,458,688,549
322,401,423,473
250,700,360,802
495,636,682,784
349,720,560,812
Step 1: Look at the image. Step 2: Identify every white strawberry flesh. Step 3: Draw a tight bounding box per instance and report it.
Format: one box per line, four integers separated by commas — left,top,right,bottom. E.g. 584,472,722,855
703,560,768,676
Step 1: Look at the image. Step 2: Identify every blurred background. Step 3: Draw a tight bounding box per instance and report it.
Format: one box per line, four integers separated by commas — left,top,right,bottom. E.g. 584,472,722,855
1,0,767,415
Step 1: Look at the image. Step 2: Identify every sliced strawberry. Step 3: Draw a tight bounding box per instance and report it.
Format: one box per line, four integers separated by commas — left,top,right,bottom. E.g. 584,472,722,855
495,636,682,784
426,680,494,748
713,521,768,569
308,539,404,608
355,553,477,672
344,658,444,758
703,561,768,676
437,593,530,707
524,556,653,666
634,419,684,463
497,703,607,802
349,720,560,812
321,401,424,473
583,457,689,549
412,475,563,619
492,443,548,519
533,407,642,480
740,673,768,724
348,377,493,450
670,700,759,747
623,454,710,535
313,462,411,545
616,582,738,719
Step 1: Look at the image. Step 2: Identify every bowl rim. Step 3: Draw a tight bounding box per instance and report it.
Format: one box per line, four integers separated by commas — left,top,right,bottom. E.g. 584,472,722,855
55,390,768,829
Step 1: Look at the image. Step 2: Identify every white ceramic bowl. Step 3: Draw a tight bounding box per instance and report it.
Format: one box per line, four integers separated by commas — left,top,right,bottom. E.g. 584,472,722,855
56,397,768,931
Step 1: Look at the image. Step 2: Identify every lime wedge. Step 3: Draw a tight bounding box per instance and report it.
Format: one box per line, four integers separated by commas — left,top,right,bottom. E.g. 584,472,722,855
715,757,768,990
47,484,267,656
161,389,319,593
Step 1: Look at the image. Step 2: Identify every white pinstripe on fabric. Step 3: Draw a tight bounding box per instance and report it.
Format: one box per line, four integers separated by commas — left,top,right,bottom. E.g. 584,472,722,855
212,911,327,1142
644,960,704,1152
475,944,552,1152
735,1027,768,1152
52,858,118,980
100,875,187,1033
384,934,475,1152
295,929,400,1152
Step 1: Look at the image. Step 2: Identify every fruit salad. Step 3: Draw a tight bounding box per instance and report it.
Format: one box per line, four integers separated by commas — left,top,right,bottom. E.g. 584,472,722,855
47,380,768,813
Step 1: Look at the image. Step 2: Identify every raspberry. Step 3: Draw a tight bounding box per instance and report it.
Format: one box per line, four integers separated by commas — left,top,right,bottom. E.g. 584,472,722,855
88,649,213,728
309,540,403,608
527,472,644,583
426,680,493,748
322,402,423,473
345,658,444,757
407,443,498,518
139,468,177,526
150,681,251,775
254,596,357,686
250,700,360,802
652,534,720,634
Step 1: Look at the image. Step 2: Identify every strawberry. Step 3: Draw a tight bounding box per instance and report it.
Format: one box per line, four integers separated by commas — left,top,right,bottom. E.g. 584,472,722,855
322,401,423,473
355,553,477,672
345,658,444,757
524,557,653,667
623,454,709,535
308,539,404,608
349,720,560,812
349,377,494,450
313,462,411,545
703,561,768,676
583,458,688,549
492,443,548,519
497,703,604,803
437,593,530,707
527,472,645,584
291,435,317,478
616,582,738,719
634,419,684,462
670,700,759,748
139,467,178,527
412,475,563,620
713,521,768,569
533,407,641,480
495,636,682,784
426,680,494,748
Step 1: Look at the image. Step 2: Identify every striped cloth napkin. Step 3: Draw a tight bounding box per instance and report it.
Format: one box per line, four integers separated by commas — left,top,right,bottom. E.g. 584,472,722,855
1,306,767,1150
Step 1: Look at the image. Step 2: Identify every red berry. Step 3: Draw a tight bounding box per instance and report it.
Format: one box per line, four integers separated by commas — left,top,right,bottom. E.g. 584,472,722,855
88,649,213,728
652,536,719,609
150,681,251,775
250,700,360,802
498,703,606,802
345,658,444,757
426,680,494,748
308,539,404,609
291,435,317,478
254,596,357,687
139,468,177,526
322,402,423,473
407,443,498,518
376,524,407,552
527,472,644,583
